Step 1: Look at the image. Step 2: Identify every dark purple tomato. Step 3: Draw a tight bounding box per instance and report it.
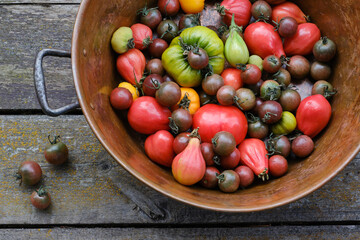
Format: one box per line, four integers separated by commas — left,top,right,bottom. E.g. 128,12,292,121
258,100,283,124
263,55,281,74
251,0,272,21
313,37,337,62
217,170,240,193
260,80,281,101
202,74,224,96
173,132,190,154
310,61,332,81
234,165,254,188
252,97,264,115
148,38,169,58
273,68,291,87
188,48,209,70
279,89,301,112
155,81,181,107
142,74,164,97
169,108,192,134
17,161,42,186
158,0,180,16
311,80,336,99
212,131,236,157
200,166,220,189
269,155,288,177
163,74,174,82
287,55,310,80
216,85,236,106
266,135,291,158
246,79,264,96
221,148,241,170
201,142,215,166
137,7,162,29
30,186,51,210
110,87,133,110
234,88,256,111
179,14,201,30
291,135,314,158
239,64,262,85
157,19,179,42
247,118,269,139
44,136,68,165
277,17,298,38
199,90,214,106
146,58,164,76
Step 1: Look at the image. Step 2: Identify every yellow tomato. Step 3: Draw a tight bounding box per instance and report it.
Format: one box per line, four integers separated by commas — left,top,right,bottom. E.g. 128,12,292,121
179,0,205,14
118,82,139,100
271,111,297,135
172,88,200,115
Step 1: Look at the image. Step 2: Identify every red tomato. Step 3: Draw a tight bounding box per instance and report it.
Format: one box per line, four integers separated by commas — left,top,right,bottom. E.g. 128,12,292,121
221,148,241,169
271,2,307,24
127,96,171,135
130,23,153,50
145,130,175,167
221,68,243,90
238,138,269,180
219,0,252,27
192,104,248,145
116,48,145,85
296,94,332,138
283,23,321,56
244,22,285,59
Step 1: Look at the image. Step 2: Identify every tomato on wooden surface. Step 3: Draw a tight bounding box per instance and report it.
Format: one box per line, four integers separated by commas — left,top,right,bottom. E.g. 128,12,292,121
30,186,51,210
127,96,171,135
17,161,42,186
217,0,252,27
238,138,269,181
145,130,175,167
44,135,68,165
179,0,204,14
130,23,153,50
244,22,285,59
296,94,332,138
116,48,145,85
193,104,248,145
271,1,307,24
283,23,321,56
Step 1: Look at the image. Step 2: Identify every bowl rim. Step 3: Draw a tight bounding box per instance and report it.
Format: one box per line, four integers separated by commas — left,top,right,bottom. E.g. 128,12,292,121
71,0,360,212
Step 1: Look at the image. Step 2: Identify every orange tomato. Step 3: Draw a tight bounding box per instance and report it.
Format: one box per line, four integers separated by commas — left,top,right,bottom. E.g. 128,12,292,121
179,0,205,14
118,82,139,100
172,88,200,115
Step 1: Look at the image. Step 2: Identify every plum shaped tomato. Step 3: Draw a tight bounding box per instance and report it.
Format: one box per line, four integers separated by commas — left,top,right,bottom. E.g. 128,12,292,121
192,104,248,145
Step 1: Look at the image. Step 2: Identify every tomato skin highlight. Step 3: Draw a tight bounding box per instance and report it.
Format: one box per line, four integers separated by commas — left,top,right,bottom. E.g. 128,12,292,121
238,138,269,180
116,49,146,85
283,23,321,56
192,104,248,145
127,96,171,135
244,22,285,59
271,2,307,24
145,130,175,167
296,94,332,138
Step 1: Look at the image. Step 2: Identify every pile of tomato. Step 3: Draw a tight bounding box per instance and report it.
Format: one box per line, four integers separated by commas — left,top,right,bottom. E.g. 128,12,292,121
109,0,337,192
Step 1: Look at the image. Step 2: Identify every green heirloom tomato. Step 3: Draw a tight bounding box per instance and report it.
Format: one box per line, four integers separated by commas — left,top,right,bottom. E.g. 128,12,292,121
162,26,225,87
271,111,297,135
111,27,134,54
248,55,263,71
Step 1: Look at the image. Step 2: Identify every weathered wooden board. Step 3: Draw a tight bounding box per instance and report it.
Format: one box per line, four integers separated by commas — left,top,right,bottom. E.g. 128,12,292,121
0,226,359,240
0,5,78,110
0,116,359,225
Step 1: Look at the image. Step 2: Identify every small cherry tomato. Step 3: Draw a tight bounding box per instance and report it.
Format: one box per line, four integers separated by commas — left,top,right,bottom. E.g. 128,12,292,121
263,55,281,74
212,131,236,157
269,155,288,177
202,74,224,96
234,165,254,188
201,142,215,166
221,148,241,170
17,161,42,186
258,100,283,124
276,17,298,38
273,68,291,87
131,23,153,50
110,87,133,110
239,64,262,85
313,37,337,62
188,47,209,70
44,135,68,165
145,130,175,167
173,132,190,154
279,89,301,112
221,68,243,90
247,114,269,139
30,186,51,210
179,0,204,14
311,80,337,99
271,111,297,135
142,74,164,97
234,88,256,111
158,0,180,16
118,82,139,100
137,6,162,30
216,85,236,106
172,88,201,115
287,55,310,80
217,170,240,193
148,38,169,58
169,108,192,134
265,135,291,158
156,82,181,107
146,59,164,76
310,61,332,81
157,20,179,42
291,135,314,158
251,0,272,21
200,166,220,189
260,80,281,101
179,14,201,30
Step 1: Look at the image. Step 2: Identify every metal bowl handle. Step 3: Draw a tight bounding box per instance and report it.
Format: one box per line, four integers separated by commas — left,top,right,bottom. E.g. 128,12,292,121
34,49,80,116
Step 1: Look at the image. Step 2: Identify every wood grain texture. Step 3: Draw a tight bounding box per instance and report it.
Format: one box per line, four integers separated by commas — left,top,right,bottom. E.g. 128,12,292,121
0,116,358,225
0,5,78,110
0,226,359,240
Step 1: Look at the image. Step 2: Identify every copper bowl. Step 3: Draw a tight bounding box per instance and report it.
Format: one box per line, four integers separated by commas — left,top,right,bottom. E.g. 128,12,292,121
69,0,360,212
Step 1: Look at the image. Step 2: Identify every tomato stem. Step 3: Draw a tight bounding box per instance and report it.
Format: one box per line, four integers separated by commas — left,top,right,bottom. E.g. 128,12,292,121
216,173,225,182
258,168,269,181
127,38,135,49
188,127,201,141
36,186,47,197
168,117,179,135
48,135,61,145
215,3,228,16
213,155,221,166
179,93,191,111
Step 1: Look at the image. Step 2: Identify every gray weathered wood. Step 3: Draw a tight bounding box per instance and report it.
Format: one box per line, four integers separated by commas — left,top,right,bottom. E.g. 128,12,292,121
0,5,78,110
0,116,358,225
0,226,359,240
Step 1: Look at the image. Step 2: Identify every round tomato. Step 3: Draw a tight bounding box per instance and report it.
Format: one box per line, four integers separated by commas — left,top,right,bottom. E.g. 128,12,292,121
127,96,171,135
130,23,153,50
172,87,200,115
145,130,175,167
271,111,297,135
192,104,248,145
118,82,139,100
179,0,204,14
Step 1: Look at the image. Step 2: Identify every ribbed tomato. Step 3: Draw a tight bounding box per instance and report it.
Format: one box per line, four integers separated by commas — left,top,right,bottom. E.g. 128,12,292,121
116,48,145,85
192,104,248,145
218,0,252,27
131,23,153,50
271,2,307,24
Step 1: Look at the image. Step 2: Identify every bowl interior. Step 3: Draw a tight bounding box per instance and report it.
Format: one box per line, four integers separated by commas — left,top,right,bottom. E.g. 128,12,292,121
72,0,360,212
